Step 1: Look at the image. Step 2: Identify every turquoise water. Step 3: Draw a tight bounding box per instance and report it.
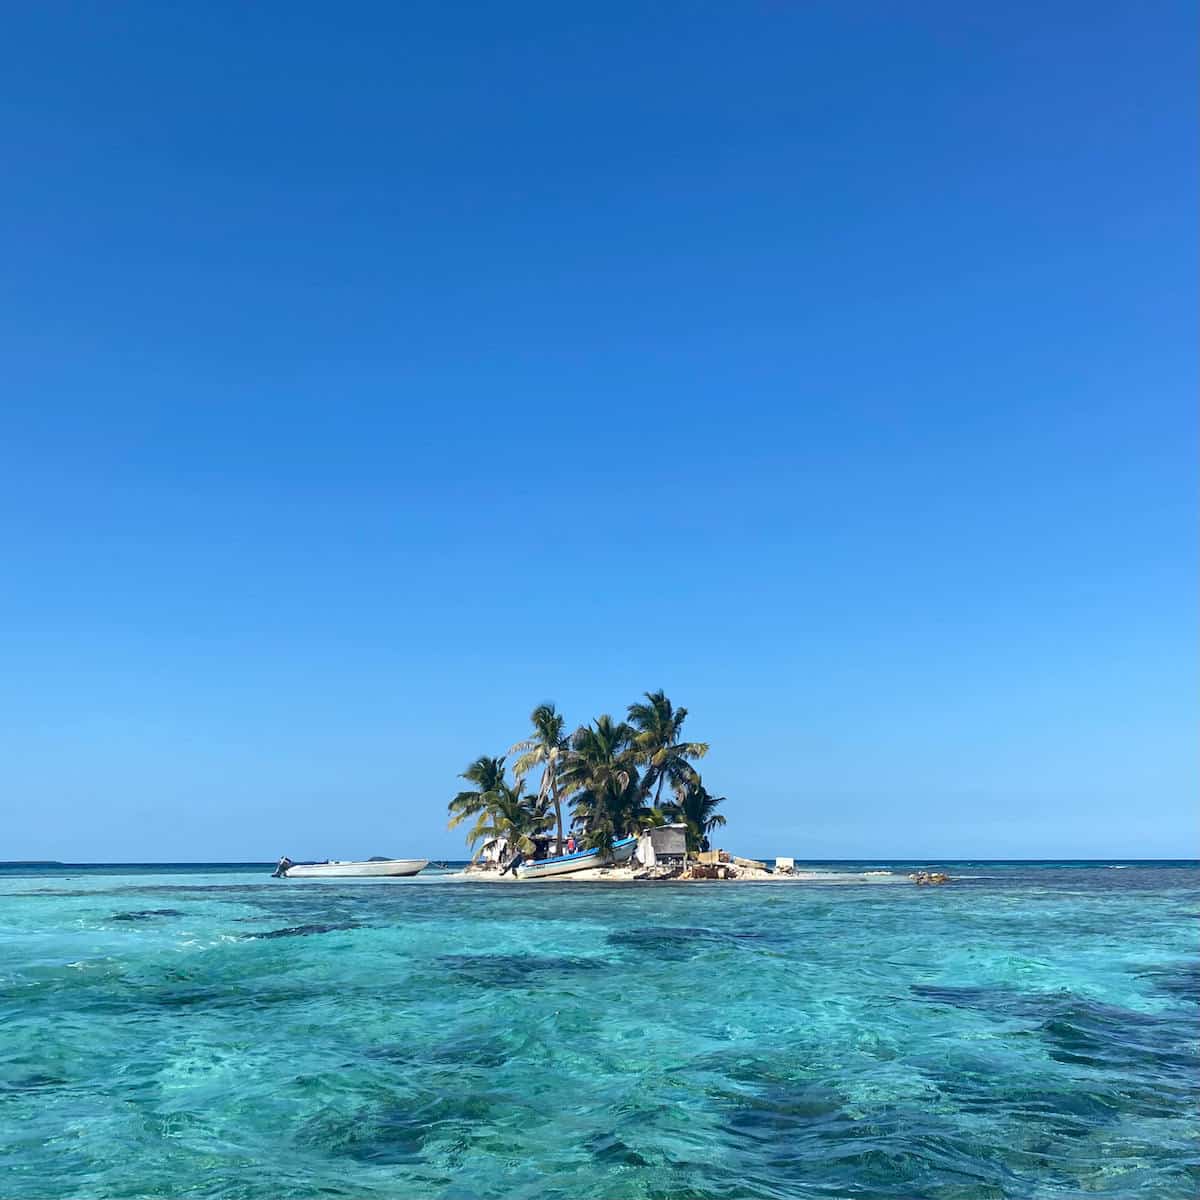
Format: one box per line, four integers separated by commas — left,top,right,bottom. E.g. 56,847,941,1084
1,864,1196,1199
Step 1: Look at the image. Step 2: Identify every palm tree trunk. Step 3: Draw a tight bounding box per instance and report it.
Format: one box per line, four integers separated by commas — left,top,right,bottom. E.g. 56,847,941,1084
653,769,665,808
552,779,565,854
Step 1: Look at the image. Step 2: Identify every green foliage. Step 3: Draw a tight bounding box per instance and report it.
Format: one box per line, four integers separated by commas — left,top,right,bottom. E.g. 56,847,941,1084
448,692,729,860
559,713,654,848
510,703,569,851
447,755,508,831
446,754,551,857
461,786,554,858
627,689,709,807
670,781,727,852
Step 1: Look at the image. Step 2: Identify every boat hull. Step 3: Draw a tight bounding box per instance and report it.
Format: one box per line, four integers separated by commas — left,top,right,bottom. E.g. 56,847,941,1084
281,859,428,878
514,836,636,880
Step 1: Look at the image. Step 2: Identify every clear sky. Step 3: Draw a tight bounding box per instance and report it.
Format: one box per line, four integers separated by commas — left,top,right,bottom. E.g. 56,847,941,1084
1,2,1195,862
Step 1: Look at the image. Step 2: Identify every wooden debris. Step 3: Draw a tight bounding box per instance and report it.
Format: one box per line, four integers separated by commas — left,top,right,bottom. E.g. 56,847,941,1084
908,870,951,886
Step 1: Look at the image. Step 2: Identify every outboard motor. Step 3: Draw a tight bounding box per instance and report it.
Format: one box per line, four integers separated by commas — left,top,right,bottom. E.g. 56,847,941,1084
272,856,293,878
499,851,525,877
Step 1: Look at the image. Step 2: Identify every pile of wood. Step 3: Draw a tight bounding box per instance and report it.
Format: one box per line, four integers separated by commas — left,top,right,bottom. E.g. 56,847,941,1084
632,863,686,881
731,855,767,872
683,862,737,880
677,850,775,881
909,870,951,886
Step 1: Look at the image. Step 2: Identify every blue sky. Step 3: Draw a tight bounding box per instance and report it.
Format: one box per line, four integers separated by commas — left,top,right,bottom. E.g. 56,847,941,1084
1,2,1195,861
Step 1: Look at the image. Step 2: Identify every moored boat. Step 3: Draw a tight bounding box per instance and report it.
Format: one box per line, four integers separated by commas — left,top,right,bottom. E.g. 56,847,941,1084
273,856,428,878
514,835,636,880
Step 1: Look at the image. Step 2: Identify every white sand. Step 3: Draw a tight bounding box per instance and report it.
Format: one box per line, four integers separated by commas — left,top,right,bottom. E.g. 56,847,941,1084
449,865,903,884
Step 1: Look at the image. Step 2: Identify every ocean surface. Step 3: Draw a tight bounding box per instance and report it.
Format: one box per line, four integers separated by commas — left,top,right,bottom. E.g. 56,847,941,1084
1,862,1196,1199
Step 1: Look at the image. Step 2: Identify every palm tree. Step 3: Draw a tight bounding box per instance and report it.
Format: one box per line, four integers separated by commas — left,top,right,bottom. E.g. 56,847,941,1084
673,780,727,852
459,784,555,861
448,754,555,859
447,755,509,837
628,690,709,808
510,703,569,854
559,714,644,849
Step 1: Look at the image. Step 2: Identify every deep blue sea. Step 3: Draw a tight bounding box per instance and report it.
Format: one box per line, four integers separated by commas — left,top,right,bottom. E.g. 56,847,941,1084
1,861,1196,1199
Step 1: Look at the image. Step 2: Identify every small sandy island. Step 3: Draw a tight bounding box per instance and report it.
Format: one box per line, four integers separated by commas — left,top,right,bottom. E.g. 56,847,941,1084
447,862,906,884
442,694,952,889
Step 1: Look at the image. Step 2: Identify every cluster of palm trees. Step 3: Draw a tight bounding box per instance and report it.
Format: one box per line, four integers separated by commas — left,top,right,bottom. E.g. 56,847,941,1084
447,691,727,861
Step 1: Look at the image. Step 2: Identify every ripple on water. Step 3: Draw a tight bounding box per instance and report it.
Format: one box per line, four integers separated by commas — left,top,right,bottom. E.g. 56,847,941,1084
244,921,361,940
435,953,610,987
109,909,184,921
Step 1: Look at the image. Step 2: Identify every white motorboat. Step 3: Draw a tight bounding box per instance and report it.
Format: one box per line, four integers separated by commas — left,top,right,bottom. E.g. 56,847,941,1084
273,856,428,879
514,835,637,880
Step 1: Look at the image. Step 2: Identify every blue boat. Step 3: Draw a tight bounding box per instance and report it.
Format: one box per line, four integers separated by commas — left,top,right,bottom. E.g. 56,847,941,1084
514,835,637,879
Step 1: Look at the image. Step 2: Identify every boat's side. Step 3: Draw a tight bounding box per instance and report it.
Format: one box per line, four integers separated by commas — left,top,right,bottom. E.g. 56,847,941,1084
515,849,605,879
611,838,637,864
514,837,637,879
284,859,429,878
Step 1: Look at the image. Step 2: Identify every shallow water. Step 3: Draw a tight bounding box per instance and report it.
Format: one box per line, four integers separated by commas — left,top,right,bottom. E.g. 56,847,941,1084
1,863,1197,1198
